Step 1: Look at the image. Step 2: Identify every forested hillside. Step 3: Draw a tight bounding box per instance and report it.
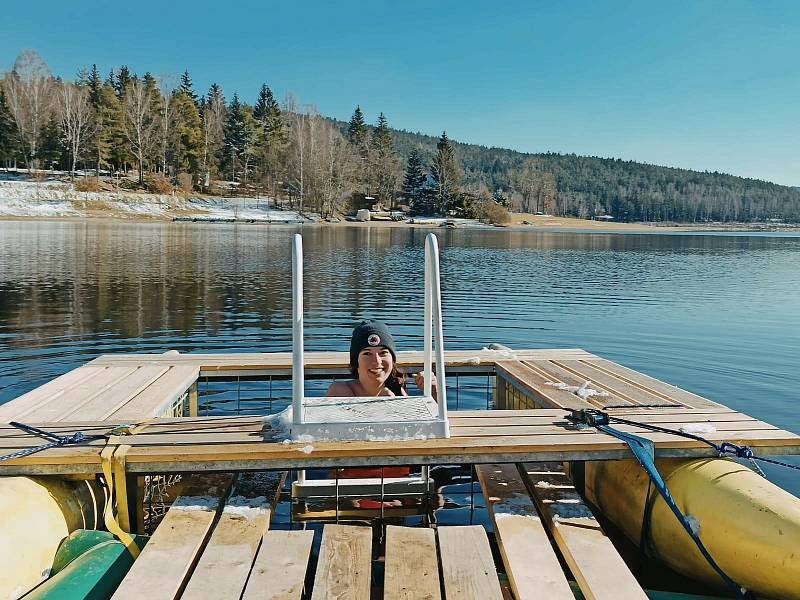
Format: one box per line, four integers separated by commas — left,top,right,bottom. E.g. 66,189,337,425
387,128,800,223
2,49,798,223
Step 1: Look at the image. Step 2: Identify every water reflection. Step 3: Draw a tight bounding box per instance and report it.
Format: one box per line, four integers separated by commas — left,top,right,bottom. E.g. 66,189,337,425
1,221,799,492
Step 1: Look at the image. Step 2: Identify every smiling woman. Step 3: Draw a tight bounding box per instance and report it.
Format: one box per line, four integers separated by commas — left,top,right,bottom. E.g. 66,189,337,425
326,320,437,399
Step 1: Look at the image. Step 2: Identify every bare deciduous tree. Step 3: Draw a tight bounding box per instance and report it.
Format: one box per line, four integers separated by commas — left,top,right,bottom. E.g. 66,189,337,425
58,82,95,178
121,79,157,185
156,77,175,174
2,50,55,169
201,90,225,190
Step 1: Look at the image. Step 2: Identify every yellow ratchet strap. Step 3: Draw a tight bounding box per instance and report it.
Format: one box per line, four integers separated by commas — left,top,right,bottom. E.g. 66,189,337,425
100,420,152,559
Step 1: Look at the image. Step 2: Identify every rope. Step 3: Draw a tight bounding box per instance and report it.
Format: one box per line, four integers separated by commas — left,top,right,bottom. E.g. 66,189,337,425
604,413,800,475
2,420,152,559
566,409,753,599
0,422,107,463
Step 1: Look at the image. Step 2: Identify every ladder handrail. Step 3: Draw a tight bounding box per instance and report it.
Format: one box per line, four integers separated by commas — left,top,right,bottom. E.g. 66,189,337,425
425,234,449,429
291,232,448,434
292,234,304,424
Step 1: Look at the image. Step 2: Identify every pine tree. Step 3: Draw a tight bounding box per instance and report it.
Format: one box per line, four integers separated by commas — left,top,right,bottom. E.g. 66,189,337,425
429,131,461,214
223,92,247,181
86,64,102,106
347,105,368,148
172,92,203,178
402,149,427,213
38,116,66,170
99,81,128,173
0,88,19,166
372,112,399,207
179,70,198,104
114,66,132,98
253,84,277,121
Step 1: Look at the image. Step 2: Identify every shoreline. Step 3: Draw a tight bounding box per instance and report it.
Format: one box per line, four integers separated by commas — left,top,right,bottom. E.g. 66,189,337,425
2,213,798,234
1,180,797,233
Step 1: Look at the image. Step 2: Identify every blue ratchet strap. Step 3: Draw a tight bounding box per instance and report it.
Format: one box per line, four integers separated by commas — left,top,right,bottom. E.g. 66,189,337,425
566,409,752,600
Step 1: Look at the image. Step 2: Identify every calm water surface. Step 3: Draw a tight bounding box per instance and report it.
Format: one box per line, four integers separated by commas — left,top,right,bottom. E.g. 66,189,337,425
1,221,799,492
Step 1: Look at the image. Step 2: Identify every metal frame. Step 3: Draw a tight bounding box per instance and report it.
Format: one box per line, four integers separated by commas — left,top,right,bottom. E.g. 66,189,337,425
290,232,450,441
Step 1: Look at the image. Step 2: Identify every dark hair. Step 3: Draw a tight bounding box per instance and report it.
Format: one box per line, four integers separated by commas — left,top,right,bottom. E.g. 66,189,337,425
349,358,407,395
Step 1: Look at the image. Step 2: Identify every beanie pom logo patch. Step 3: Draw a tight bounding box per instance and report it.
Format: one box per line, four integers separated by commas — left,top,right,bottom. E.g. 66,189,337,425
367,334,381,346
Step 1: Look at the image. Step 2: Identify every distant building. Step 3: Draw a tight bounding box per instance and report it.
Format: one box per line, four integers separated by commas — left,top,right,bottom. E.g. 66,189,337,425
593,215,615,221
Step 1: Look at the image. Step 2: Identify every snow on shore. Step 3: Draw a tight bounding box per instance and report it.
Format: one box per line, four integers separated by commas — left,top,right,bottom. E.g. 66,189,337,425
0,180,307,222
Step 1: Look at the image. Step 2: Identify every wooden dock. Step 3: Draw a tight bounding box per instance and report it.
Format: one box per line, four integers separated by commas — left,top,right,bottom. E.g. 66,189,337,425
2,348,799,599
1,348,798,476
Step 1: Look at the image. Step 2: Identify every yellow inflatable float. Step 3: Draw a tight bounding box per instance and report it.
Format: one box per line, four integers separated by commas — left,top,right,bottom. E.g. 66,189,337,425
0,476,104,600
584,457,800,600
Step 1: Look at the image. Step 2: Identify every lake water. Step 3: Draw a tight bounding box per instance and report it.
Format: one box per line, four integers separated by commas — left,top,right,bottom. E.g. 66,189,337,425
1,221,799,494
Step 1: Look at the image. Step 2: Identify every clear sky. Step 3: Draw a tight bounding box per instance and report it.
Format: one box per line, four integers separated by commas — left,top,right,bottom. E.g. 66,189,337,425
2,0,798,185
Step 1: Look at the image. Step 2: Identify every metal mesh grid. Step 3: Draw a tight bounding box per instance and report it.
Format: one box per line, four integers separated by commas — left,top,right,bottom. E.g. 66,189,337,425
301,395,438,424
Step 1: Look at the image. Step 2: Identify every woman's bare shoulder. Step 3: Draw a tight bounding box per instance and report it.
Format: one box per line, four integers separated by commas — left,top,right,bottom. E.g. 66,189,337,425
326,381,354,397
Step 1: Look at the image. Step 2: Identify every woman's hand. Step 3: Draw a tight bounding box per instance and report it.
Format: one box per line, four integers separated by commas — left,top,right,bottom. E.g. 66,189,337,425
413,371,438,401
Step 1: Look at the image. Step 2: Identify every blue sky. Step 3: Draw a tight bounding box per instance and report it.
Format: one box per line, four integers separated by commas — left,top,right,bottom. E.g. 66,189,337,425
2,1,798,185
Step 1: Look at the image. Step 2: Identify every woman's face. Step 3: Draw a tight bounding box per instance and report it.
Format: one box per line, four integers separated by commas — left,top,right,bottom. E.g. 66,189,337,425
356,346,394,388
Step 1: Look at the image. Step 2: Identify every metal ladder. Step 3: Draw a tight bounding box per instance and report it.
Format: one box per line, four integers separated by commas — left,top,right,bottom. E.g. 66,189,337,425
288,232,450,442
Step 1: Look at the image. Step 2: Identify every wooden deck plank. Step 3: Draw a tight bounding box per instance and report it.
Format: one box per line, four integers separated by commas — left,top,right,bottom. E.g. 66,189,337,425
0,417,779,451
438,525,503,600
0,409,773,451
521,463,647,600
59,366,170,421
545,360,687,408
107,365,199,421
475,464,573,600
87,348,595,369
18,367,139,422
495,360,593,409
111,474,234,600
0,366,105,422
181,497,272,600
523,359,639,406
384,525,441,600
242,530,314,600
1,414,797,476
16,415,782,449
584,359,723,409
311,524,372,600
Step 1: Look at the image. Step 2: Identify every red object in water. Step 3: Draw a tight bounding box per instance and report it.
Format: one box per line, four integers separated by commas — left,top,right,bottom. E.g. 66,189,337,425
336,466,411,479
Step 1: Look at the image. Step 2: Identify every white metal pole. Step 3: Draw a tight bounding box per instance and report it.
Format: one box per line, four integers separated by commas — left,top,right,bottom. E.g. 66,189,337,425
292,234,305,425
423,235,433,398
426,235,448,430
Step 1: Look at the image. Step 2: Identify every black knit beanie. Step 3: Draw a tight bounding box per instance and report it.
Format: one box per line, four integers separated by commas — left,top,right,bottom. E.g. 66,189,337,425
349,320,397,367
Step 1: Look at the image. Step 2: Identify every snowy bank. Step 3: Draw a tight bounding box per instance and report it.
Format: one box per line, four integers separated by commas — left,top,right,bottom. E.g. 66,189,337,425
0,180,308,222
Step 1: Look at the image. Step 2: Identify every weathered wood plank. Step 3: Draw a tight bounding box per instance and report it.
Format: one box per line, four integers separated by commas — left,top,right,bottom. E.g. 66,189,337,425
108,365,199,421
111,473,234,600
475,464,573,600
495,360,593,410
0,366,105,422
450,410,748,426
438,525,503,600
311,524,372,600
181,498,271,600
584,359,723,409
0,409,774,451
384,525,441,600
59,366,170,421
545,360,684,407
242,530,314,600
10,367,139,423
521,463,647,600
524,359,639,407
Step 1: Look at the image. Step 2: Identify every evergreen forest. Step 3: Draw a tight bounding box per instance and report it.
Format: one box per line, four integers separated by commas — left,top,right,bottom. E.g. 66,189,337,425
2,50,798,223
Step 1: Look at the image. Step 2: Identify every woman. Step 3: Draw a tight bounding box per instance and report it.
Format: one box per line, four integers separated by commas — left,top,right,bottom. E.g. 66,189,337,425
327,319,436,483
327,319,436,400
